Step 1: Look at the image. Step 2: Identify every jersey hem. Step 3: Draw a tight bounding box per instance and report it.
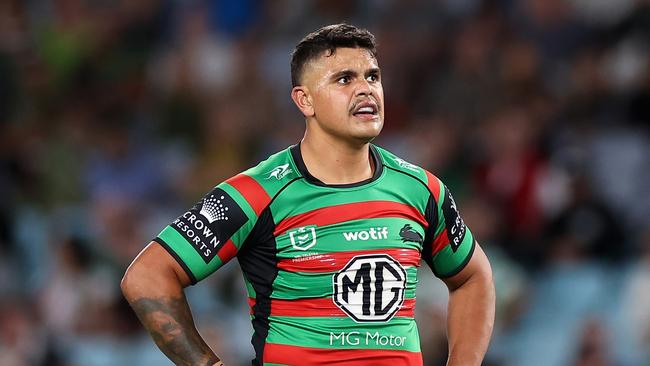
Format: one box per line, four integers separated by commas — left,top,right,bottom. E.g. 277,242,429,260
435,239,476,279
153,237,198,285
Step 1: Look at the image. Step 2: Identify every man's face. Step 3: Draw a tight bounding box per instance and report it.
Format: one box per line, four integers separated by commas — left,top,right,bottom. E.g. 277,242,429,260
296,47,384,144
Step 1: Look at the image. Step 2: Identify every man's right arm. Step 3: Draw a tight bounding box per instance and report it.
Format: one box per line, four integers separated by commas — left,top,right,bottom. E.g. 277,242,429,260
121,241,224,366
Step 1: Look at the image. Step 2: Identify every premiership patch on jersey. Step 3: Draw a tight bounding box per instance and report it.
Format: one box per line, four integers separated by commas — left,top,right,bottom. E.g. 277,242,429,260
171,188,248,263
441,186,466,253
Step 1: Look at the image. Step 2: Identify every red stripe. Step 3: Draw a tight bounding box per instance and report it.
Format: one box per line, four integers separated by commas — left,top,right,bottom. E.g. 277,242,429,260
274,201,427,236
425,170,441,201
216,239,238,263
431,230,449,256
263,343,422,365
278,248,421,273
247,297,415,318
274,297,415,318
225,174,270,216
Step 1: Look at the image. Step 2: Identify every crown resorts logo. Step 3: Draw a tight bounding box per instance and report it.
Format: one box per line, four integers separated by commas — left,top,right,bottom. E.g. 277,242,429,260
199,195,230,223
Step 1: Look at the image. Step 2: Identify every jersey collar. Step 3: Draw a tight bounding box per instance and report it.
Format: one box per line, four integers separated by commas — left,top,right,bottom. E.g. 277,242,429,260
290,143,384,188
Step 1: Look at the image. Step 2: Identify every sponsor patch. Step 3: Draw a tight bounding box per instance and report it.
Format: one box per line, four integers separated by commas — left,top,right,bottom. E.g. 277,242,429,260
342,227,389,241
333,254,407,322
441,186,466,252
171,188,247,263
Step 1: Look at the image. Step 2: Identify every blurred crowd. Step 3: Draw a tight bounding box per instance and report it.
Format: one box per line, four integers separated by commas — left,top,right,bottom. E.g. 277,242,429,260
1,0,649,365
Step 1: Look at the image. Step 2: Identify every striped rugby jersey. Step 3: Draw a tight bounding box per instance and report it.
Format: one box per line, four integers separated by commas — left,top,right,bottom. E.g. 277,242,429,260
155,144,475,366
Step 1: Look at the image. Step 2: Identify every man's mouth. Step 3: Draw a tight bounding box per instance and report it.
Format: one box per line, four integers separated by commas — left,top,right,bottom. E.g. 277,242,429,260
351,101,379,117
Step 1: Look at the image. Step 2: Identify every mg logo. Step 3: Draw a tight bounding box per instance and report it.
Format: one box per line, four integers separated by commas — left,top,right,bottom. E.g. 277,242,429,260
288,226,317,250
333,254,407,322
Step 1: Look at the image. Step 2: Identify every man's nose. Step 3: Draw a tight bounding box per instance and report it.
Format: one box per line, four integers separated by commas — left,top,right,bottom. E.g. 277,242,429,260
354,78,373,97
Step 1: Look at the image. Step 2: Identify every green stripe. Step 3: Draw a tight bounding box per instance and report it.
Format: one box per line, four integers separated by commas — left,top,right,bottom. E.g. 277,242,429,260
276,218,424,258
269,169,429,220
158,226,222,281
432,229,475,277
243,275,256,298
267,316,420,352
272,267,418,300
433,181,445,237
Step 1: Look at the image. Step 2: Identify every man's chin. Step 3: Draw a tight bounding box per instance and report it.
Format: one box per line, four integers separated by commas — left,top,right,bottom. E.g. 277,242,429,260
352,127,383,144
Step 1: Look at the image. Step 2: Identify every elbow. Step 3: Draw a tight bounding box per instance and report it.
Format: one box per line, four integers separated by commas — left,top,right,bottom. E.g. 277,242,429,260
120,242,189,302
120,266,135,301
120,262,144,302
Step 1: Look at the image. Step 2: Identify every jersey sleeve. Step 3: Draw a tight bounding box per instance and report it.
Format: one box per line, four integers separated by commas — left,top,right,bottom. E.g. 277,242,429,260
154,181,258,284
422,174,476,278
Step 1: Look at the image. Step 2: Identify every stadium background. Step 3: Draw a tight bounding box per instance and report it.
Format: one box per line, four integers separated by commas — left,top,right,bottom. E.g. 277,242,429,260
1,0,649,365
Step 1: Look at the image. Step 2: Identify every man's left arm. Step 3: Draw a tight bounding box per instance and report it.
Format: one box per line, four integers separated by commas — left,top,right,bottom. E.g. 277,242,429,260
442,242,495,366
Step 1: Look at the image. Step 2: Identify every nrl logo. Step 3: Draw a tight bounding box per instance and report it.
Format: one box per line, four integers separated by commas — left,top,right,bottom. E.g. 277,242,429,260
288,225,317,250
394,157,420,172
267,164,292,180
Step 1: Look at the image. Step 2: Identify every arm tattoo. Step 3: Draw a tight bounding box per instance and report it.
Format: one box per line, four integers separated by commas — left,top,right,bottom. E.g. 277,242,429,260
129,294,221,366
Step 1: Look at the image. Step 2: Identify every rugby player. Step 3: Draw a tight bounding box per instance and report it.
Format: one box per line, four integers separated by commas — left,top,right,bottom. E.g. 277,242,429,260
121,23,495,366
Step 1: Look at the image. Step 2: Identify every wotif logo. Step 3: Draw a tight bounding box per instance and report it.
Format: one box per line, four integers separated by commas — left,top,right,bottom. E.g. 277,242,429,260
343,227,388,241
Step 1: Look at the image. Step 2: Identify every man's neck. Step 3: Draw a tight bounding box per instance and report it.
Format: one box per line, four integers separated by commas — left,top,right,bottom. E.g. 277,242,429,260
300,131,374,185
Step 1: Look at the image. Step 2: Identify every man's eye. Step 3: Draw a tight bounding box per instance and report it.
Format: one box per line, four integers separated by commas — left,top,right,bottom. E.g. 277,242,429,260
337,76,350,84
367,74,379,82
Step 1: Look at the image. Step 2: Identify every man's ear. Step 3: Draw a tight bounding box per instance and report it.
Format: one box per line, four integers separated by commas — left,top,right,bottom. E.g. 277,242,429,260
291,86,314,117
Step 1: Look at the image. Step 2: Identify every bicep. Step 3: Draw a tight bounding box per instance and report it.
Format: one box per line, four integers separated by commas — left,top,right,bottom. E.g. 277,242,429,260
442,242,492,291
122,241,192,298
422,179,476,278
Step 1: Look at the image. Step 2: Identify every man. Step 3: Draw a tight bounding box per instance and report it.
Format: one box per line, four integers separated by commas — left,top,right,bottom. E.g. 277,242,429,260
121,24,495,366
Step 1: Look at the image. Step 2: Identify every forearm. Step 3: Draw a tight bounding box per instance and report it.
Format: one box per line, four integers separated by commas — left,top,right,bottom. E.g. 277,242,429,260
446,271,495,366
128,293,221,366
121,245,221,366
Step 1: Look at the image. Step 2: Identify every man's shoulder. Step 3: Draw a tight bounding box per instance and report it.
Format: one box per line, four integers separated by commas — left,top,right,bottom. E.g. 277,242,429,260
374,144,442,196
374,145,428,181
225,146,301,200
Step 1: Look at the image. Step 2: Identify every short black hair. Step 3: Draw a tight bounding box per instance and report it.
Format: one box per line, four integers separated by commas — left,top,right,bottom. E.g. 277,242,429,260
290,24,377,87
